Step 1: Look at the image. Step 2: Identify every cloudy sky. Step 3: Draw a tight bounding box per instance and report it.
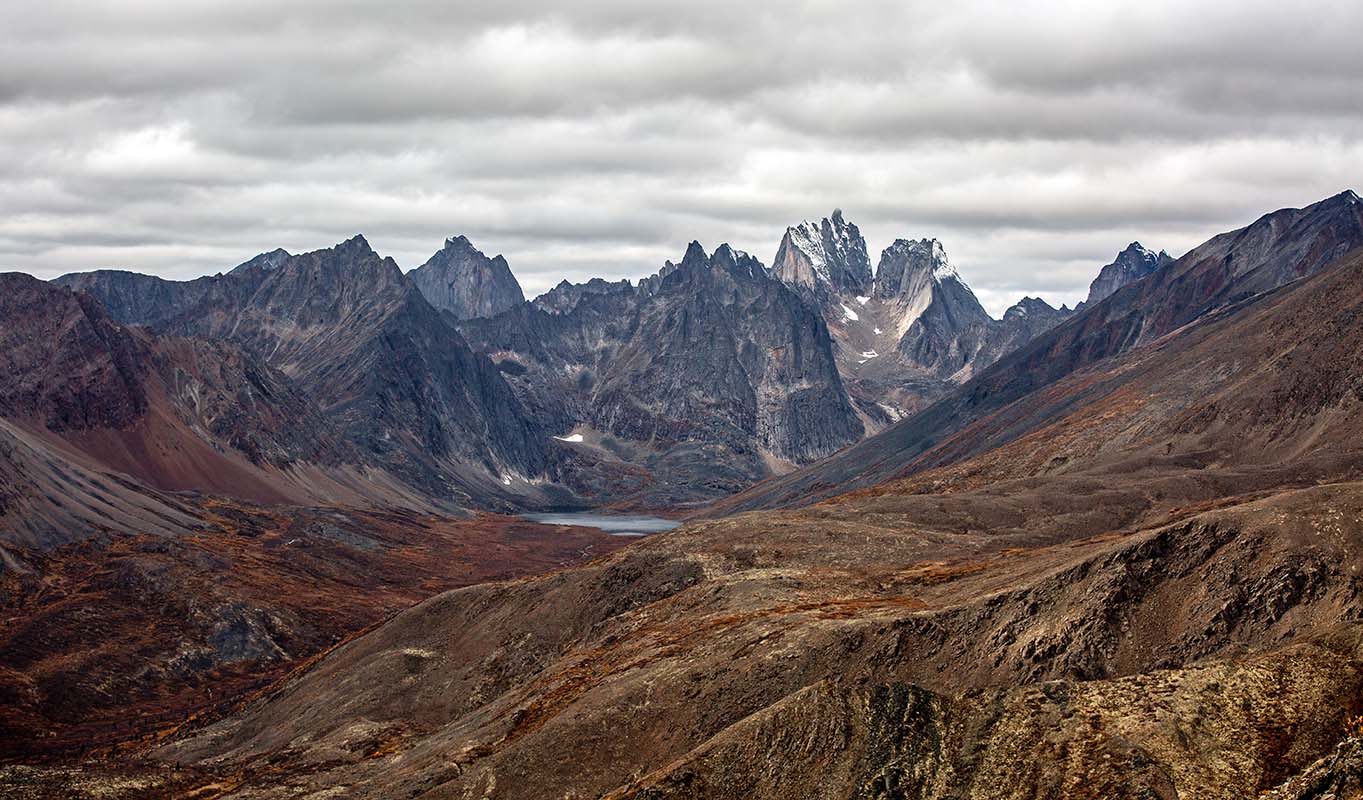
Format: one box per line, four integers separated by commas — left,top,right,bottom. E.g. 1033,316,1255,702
3,1,1360,314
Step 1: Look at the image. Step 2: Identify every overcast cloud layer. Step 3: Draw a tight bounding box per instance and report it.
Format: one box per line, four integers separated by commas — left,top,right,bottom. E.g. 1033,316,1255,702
3,0,1361,313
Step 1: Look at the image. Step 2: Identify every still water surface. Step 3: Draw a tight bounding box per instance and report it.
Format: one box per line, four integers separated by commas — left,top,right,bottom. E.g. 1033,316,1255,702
521,512,680,537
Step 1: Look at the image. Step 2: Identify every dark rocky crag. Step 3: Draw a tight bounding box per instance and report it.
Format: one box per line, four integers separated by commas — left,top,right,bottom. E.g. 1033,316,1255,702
1079,240,1173,307
770,208,874,302
0,272,374,551
409,235,526,321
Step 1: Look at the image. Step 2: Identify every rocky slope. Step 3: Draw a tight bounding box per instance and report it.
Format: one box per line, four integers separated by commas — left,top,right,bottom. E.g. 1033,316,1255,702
408,235,525,320
0,272,377,552
717,189,1363,513
460,242,863,507
58,237,561,508
56,194,1360,800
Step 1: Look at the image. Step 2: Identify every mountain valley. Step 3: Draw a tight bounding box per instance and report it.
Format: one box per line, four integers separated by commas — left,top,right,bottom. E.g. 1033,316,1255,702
4,191,1363,797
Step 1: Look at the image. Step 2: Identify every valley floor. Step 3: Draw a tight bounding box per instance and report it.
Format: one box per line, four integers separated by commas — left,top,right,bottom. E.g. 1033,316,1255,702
0,507,627,766
7,469,1363,798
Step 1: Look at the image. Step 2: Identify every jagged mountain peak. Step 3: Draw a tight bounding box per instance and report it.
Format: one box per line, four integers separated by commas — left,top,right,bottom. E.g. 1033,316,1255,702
440,234,510,267
873,237,967,299
287,236,408,292
683,240,709,264
409,233,525,321
1081,240,1173,307
651,242,764,287
336,233,374,254
711,243,759,271
772,210,872,297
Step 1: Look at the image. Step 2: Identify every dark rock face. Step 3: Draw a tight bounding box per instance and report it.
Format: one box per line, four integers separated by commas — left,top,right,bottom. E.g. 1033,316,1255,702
597,244,861,463
57,236,552,503
979,296,1073,367
0,273,146,432
54,269,218,331
408,235,525,320
462,243,862,505
0,273,370,551
1081,241,1173,307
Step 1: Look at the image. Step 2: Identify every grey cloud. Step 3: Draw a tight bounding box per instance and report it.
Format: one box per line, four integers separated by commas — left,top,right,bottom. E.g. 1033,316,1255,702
1,0,1360,314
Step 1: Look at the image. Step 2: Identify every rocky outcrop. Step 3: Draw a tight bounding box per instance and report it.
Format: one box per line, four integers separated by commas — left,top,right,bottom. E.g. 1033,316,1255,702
408,235,525,320
873,237,997,379
228,248,291,276
596,243,861,464
978,295,1073,368
0,273,376,550
1080,241,1172,307
0,273,147,432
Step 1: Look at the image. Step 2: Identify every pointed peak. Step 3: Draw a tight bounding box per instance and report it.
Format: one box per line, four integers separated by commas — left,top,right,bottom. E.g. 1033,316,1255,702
683,240,708,264
874,237,965,299
830,208,844,223
338,234,374,255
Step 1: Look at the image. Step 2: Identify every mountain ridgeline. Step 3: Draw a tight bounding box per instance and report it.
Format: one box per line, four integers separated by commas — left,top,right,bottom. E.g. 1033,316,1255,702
459,242,863,506
48,209,1166,510
55,236,558,510
767,211,1078,424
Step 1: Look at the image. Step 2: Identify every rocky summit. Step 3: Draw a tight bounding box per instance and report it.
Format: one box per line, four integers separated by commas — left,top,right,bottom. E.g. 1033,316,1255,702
6,190,1363,799
409,235,526,320
1080,241,1173,307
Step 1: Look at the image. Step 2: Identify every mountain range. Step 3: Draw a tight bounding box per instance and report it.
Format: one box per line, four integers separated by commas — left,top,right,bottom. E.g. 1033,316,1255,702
5,190,1363,797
